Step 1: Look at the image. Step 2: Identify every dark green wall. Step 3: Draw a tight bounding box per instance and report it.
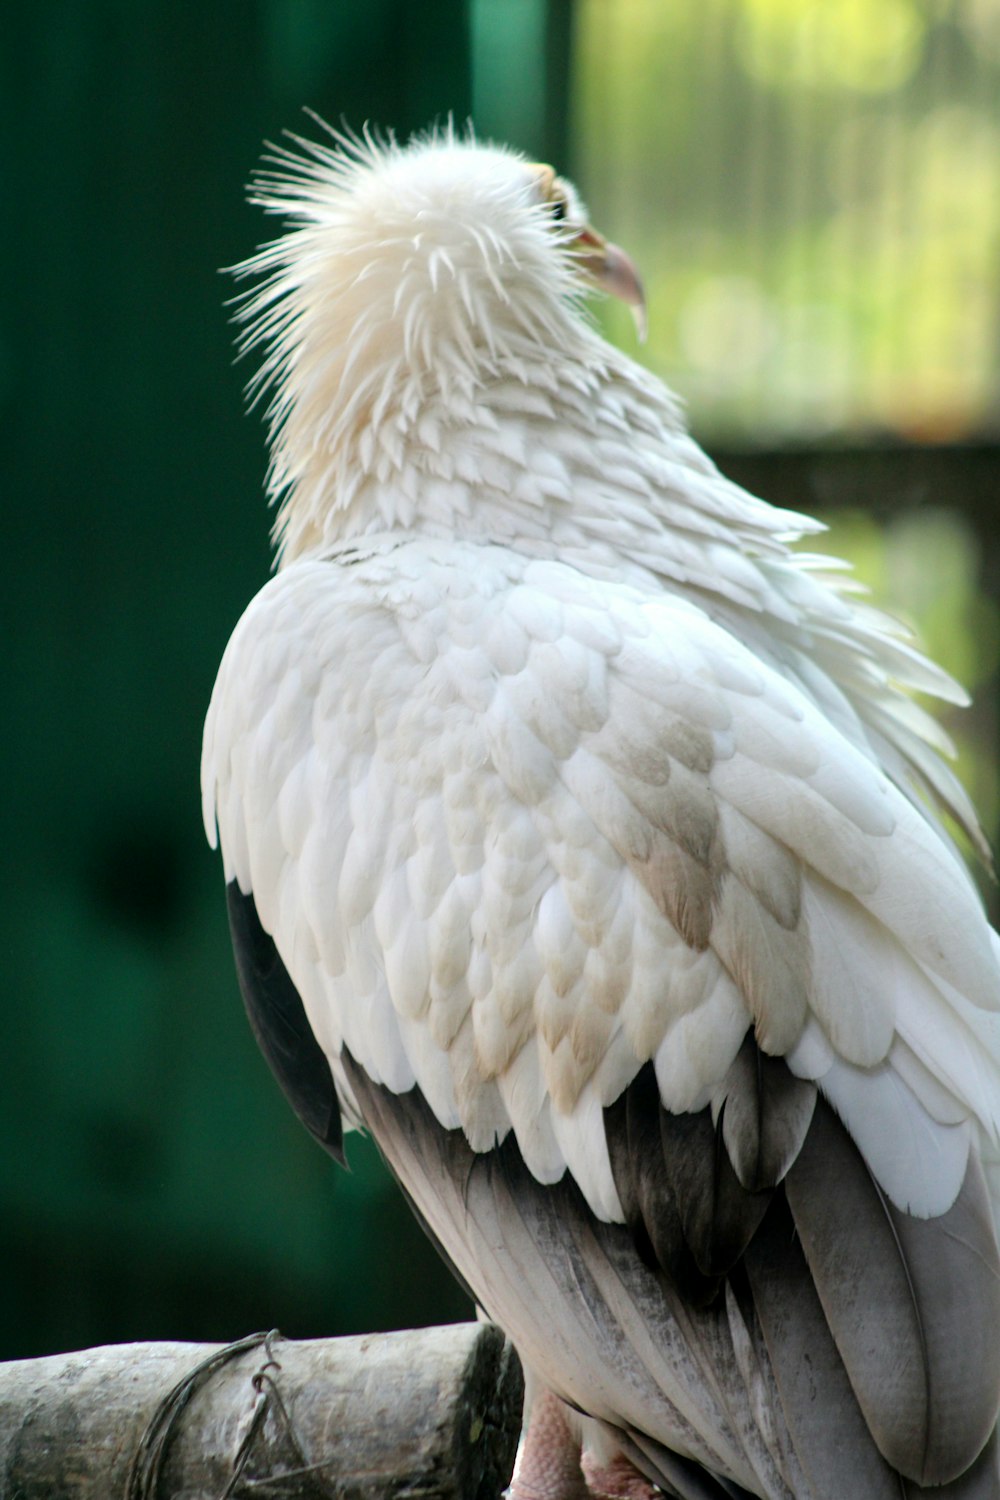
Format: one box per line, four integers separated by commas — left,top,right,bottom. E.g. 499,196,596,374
1,0,476,1360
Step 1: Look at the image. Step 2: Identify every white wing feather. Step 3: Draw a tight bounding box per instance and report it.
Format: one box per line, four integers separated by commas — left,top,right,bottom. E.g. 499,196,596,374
203,537,1000,1225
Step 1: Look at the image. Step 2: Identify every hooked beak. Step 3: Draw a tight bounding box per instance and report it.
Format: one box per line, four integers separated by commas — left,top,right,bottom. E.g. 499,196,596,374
574,228,648,342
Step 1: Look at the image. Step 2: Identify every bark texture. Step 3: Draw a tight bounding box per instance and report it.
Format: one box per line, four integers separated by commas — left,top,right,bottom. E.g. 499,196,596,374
0,1322,523,1500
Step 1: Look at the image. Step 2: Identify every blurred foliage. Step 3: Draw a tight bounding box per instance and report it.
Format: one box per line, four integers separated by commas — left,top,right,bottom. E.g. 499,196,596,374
575,0,1000,893
575,0,1000,441
818,506,999,854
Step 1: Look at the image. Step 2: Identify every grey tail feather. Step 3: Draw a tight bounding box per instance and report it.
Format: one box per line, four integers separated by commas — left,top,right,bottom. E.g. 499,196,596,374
785,1097,1000,1487
341,1049,1000,1500
344,1050,785,1496
742,1193,904,1499
610,1422,763,1499
606,1035,1000,1493
902,1429,1000,1499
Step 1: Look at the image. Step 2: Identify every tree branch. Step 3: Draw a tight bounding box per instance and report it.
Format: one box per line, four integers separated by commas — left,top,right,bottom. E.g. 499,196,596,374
0,1322,523,1500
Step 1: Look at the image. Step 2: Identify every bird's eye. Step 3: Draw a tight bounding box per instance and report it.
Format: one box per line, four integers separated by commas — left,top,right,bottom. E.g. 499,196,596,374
549,194,568,223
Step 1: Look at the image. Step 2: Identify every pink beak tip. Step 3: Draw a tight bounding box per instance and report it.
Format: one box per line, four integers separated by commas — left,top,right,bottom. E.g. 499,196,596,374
603,241,648,343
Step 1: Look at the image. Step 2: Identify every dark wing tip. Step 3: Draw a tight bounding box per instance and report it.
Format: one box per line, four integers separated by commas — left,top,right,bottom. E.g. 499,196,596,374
226,881,345,1165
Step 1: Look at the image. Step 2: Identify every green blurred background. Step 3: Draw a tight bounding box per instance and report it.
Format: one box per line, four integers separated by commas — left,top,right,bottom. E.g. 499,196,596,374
3,0,998,1360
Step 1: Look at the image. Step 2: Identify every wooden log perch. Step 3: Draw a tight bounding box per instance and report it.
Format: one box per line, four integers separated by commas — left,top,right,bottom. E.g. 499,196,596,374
0,1321,523,1500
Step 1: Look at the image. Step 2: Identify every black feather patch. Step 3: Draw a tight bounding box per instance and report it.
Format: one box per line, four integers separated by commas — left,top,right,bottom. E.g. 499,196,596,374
718,1033,815,1192
226,882,344,1165
605,1035,814,1307
604,1063,692,1284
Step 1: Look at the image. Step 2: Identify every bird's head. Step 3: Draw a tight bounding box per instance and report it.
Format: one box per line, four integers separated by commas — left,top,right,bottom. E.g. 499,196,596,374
234,120,646,562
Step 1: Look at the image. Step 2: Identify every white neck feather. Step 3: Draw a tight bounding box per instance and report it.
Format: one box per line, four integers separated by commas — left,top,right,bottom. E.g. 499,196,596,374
235,128,805,578
231,125,983,862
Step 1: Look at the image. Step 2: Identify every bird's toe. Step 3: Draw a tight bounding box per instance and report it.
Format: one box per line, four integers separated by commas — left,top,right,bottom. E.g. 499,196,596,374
581,1452,660,1500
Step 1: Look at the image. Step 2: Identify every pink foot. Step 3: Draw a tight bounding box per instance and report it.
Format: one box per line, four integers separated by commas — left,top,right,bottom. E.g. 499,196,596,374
508,1391,589,1500
581,1452,660,1500
508,1392,660,1500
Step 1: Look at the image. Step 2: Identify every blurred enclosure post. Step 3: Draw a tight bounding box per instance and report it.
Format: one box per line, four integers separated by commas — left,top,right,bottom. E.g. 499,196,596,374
1,0,997,1366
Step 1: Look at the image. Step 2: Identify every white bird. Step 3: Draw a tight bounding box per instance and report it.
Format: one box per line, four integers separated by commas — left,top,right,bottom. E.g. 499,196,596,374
202,121,1000,1499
